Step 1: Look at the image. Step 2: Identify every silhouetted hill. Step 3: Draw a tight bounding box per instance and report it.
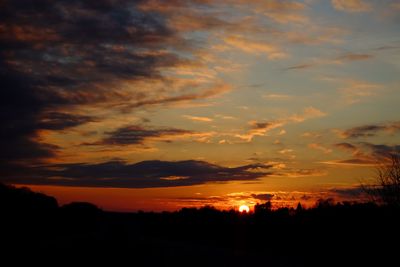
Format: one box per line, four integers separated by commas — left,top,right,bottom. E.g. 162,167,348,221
1,182,399,267
0,183,58,213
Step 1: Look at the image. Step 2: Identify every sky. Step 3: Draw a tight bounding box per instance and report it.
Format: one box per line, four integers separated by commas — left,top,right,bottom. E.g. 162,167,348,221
1,0,399,211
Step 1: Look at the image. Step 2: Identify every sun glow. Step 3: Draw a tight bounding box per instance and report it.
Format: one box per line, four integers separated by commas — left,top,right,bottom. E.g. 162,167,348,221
239,205,250,213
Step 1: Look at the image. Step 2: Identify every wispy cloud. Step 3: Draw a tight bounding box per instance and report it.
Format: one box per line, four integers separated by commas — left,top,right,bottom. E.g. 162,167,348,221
215,114,236,120
222,35,288,60
285,52,373,71
285,63,315,70
235,120,285,142
249,0,308,24
338,122,400,138
236,107,326,142
324,142,400,166
288,107,326,122
123,83,232,110
263,94,292,99
270,168,328,177
331,0,371,13
309,143,332,154
339,80,383,104
335,53,373,61
183,115,213,122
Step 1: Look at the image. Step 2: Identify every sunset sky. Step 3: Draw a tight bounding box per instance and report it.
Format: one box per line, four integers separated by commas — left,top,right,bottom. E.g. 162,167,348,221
1,0,399,211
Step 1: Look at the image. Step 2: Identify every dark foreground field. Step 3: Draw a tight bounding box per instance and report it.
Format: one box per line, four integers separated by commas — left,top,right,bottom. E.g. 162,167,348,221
1,183,399,267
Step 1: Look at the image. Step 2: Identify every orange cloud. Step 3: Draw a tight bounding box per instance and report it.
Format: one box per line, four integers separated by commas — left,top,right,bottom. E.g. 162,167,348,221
308,143,332,154
244,0,308,24
223,35,288,60
236,107,326,142
263,94,292,99
183,115,214,122
289,107,326,122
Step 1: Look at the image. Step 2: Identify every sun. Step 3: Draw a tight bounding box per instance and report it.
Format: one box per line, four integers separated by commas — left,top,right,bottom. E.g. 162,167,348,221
239,205,250,213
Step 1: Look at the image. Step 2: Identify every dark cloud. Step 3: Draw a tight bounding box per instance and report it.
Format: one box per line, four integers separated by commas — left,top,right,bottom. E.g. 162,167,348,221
0,0,221,167
334,142,357,152
329,187,365,198
285,53,373,71
251,122,276,130
251,193,275,201
2,160,272,188
336,53,373,61
123,83,231,110
332,142,400,165
95,125,194,145
341,122,400,138
284,63,314,70
38,112,96,131
373,45,400,51
361,142,400,160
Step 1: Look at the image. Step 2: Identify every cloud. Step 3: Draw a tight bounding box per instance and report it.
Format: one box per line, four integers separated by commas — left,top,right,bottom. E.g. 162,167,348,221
329,187,365,197
2,160,272,188
215,114,236,120
123,83,232,110
38,112,96,131
289,107,326,122
279,149,294,155
285,52,372,71
338,122,400,138
249,0,308,24
263,94,292,99
362,143,400,160
183,115,213,122
222,35,288,60
331,0,371,12
236,107,326,142
335,142,358,152
235,120,285,142
302,131,322,139
285,63,315,70
309,143,332,154
373,45,400,51
137,0,232,32
326,142,400,166
336,53,373,61
339,80,383,104
0,0,192,165
88,125,194,146
251,193,275,201
321,159,377,166
271,168,327,177
0,0,238,168
331,142,376,165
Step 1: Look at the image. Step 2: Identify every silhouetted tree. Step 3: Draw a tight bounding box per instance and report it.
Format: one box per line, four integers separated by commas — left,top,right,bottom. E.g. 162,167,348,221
365,154,400,207
254,201,272,214
316,198,335,208
296,202,303,212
